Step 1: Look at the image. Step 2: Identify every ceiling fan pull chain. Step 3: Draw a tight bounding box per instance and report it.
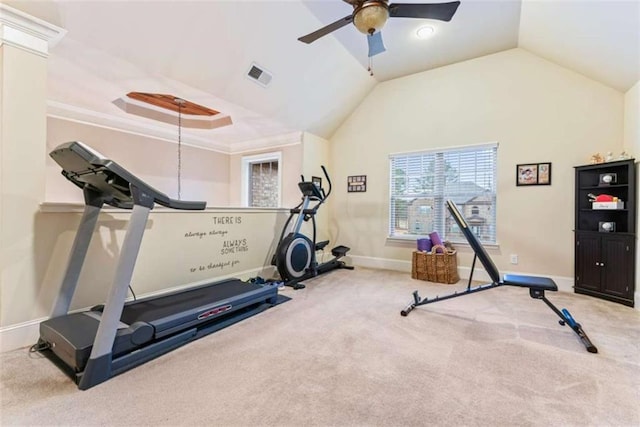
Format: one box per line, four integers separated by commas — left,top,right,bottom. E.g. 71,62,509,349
368,57,374,76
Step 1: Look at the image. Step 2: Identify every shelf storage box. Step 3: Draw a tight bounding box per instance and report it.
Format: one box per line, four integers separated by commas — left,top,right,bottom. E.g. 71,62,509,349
592,201,624,210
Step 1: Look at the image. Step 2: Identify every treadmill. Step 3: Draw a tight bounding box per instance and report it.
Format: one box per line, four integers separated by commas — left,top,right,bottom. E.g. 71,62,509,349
38,141,280,390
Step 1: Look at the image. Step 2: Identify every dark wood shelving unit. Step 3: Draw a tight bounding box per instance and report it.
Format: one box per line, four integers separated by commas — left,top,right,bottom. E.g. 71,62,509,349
574,159,636,307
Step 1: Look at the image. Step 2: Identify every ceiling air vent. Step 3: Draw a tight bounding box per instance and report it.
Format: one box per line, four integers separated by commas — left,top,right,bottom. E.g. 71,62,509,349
247,62,272,87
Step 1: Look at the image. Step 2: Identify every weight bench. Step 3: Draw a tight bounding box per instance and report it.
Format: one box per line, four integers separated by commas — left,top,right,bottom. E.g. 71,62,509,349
401,200,598,353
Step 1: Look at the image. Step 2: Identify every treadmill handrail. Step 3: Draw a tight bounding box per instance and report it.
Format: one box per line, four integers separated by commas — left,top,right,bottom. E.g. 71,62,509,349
50,141,206,210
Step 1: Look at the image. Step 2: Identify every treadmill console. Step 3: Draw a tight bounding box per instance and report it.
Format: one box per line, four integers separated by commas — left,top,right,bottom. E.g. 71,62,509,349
50,141,206,210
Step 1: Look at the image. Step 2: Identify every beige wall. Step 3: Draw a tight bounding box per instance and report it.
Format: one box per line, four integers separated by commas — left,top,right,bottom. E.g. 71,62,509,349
46,117,230,206
302,132,330,180
329,48,625,278
624,81,639,156
1,43,49,333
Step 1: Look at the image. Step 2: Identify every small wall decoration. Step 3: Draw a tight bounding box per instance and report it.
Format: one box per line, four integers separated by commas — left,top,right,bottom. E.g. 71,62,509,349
348,175,367,192
516,162,552,186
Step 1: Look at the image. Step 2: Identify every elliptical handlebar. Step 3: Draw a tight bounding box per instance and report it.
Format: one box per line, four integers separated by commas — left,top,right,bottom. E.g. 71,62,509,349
309,165,331,210
320,165,331,200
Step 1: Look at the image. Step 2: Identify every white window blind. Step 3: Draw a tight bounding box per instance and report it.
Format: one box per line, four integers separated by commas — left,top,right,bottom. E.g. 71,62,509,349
389,143,498,244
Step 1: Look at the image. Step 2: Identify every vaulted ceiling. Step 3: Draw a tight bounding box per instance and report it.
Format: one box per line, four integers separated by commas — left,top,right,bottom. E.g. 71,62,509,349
5,0,640,152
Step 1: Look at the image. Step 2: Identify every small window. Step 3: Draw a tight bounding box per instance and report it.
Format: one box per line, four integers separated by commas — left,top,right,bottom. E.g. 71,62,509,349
241,152,282,207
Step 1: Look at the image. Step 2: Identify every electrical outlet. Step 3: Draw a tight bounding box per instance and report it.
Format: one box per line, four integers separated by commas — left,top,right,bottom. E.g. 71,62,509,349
510,254,518,265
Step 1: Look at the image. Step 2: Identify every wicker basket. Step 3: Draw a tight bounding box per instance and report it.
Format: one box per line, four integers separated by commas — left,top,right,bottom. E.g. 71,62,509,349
411,245,459,284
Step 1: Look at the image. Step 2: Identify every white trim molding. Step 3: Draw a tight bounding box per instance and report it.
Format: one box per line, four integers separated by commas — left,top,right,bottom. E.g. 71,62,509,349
0,318,43,353
0,4,66,57
230,132,302,155
48,101,231,154
48,101,302,155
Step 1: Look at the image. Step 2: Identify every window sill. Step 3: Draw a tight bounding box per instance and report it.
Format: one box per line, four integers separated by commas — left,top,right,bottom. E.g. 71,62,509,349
386,236,500,251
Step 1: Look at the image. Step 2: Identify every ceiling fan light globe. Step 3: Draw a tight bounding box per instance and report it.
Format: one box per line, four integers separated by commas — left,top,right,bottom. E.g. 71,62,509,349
353,2,389,34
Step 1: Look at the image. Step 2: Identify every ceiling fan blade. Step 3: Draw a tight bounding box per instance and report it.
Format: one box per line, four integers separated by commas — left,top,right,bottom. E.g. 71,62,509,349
389,1,461,21
367,32,386,57
298,15,354,44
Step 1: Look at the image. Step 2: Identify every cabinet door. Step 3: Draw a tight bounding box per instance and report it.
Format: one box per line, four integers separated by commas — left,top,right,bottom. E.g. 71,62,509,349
601,235,634,299
575,234,601,291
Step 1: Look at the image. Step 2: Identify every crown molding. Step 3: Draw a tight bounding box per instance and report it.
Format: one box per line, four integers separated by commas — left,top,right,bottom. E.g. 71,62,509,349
0,4,66,57
228,131,303,155
47,100,302,154
47,100,231,153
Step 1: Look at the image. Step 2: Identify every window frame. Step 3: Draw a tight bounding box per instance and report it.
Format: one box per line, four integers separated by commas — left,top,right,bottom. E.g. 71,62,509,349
241,152,282,208
388,142,498,245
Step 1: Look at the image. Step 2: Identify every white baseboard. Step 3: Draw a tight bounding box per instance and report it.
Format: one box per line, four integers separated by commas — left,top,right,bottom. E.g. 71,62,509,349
350,255,575,292
0,266,273,353
0,318,44,353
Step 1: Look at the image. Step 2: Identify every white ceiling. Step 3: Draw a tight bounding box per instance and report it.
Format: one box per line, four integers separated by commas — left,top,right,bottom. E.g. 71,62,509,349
5,0,640,152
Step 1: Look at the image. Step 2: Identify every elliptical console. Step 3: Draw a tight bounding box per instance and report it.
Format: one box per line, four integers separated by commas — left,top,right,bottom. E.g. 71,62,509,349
272,166,353,289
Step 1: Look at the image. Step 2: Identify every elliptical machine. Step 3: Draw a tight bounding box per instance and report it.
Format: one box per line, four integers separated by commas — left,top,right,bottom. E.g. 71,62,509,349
272,166,353,290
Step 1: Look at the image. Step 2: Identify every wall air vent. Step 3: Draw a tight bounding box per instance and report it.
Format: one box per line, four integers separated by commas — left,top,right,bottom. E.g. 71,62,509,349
247,62,272,88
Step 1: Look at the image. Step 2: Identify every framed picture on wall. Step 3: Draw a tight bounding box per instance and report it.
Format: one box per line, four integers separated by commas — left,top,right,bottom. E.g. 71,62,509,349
516,164,538,186
347,175,367,192
537,162,552,185
516,162,552,186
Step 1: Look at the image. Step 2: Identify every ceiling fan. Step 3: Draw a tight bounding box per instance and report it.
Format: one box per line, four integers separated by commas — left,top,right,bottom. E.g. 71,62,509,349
299,0,461,62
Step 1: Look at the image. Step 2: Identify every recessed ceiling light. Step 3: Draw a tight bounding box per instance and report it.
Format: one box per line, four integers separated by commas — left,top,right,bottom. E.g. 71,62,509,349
416,25,435,39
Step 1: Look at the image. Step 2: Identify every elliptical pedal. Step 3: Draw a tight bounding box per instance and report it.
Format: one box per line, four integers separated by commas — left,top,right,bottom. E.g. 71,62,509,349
331,245,350,258
315,240,329,251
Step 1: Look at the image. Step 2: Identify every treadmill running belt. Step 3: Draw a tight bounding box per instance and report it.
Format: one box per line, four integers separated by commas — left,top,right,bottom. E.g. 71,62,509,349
120,279,262,324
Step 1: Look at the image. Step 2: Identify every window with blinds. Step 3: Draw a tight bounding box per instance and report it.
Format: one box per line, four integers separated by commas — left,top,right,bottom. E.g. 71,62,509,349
389,143,498,244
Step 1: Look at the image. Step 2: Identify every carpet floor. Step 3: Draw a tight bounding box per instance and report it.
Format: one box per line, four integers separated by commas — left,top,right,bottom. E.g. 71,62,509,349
1,267,639,426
